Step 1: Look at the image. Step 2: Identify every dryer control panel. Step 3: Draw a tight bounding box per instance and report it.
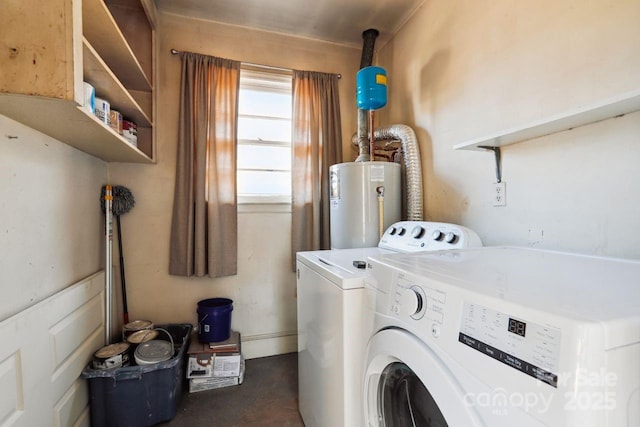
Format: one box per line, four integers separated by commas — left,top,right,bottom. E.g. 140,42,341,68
458,302,561,387
378,221,482,253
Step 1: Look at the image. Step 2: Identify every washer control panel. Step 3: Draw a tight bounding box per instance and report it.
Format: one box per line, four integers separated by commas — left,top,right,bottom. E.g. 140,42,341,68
378,221,482,253
459,302,561,387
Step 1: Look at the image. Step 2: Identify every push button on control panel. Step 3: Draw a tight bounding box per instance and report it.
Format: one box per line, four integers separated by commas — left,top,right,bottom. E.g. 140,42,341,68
431,323,440,338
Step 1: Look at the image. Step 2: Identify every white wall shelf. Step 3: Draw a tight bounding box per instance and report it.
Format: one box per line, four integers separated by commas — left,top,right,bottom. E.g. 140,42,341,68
454,89,640,151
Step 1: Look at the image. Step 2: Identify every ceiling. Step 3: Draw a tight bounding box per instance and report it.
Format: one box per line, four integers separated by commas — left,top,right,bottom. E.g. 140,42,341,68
153,0,425,48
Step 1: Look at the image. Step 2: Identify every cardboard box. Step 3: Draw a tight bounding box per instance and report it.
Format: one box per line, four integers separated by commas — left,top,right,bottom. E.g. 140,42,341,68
186,331,242,379
188,358,245,393
187,353,242,378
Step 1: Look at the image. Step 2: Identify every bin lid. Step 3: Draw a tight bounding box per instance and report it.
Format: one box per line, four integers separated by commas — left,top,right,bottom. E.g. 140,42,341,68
95,342,129,359
123,319,154,331
127,329,159,344
134,340,173,365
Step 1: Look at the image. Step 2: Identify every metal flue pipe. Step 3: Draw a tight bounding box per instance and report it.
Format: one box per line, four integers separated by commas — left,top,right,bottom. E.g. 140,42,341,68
355,29,379,162
360,29,379,68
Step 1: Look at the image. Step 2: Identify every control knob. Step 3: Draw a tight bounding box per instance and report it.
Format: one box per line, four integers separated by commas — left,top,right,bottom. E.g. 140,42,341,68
432,230,444,241
445,232,458,244
397,286,427,319
411,226,425,239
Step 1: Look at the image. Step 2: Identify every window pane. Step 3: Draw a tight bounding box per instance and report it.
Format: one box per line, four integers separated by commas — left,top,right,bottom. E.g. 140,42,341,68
238,144,291,171
238,170,291,196
238,116,291,143
239,89,291,119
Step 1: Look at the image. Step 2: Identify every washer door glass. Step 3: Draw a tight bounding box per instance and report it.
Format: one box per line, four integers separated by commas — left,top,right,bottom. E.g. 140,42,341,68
379,362,448,427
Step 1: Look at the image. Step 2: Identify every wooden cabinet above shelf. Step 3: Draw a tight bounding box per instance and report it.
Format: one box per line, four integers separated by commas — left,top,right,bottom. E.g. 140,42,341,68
83,0,152,91
83,39,152,127
0,0,156,164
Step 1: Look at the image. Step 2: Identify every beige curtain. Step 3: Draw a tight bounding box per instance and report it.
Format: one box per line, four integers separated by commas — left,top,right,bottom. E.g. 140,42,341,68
169,53,240,278
291,71,342,266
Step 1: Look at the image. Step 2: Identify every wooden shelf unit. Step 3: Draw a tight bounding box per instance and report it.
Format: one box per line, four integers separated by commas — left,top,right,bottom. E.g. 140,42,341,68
83,0,152,91
0,0,156,163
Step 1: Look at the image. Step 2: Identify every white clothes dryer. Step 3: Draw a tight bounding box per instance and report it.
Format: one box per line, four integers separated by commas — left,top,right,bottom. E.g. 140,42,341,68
296,221,482,427
363,247,640,426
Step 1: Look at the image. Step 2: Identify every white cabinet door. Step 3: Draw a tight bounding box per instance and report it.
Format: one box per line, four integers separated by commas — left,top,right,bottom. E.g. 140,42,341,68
0,272,104,427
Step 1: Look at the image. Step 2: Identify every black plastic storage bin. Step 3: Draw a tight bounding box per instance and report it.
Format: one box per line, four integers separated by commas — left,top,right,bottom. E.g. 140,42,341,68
82,323,192,427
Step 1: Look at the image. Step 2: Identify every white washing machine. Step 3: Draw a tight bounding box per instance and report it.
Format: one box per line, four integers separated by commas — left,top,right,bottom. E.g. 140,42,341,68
296,221,482,427
363,247,640,426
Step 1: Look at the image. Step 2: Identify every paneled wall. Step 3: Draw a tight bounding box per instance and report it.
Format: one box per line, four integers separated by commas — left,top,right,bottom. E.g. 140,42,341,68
0,114,107,321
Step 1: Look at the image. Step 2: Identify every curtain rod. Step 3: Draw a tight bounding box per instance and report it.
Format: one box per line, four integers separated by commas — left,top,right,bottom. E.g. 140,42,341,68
170,48,341,79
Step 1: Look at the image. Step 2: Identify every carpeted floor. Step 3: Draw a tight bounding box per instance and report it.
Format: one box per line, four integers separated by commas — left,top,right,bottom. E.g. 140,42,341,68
163,352,304,427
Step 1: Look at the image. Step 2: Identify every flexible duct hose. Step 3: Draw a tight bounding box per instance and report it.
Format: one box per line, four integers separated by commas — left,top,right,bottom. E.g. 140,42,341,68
352,124,423,220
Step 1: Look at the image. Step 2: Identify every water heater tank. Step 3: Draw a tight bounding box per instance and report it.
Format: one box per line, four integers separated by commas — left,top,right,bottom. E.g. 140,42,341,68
329,162,401,249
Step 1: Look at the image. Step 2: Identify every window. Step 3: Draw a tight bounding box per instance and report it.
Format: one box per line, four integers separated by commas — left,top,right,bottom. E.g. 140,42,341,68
237,66,292,204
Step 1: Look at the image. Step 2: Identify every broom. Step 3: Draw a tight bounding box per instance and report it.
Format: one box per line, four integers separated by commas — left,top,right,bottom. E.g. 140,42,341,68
101,185,135,324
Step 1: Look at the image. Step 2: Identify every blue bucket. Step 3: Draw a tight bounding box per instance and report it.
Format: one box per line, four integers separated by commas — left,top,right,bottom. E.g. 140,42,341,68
197,298,233,343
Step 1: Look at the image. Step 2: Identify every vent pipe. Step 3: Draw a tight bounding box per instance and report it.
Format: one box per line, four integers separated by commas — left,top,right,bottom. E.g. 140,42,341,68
360,29,379,68
352,124,424,220
355,29,379,162
374,125,423,220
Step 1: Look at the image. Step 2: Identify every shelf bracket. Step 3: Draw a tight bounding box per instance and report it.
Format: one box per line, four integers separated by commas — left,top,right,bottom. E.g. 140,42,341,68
478,146,502,183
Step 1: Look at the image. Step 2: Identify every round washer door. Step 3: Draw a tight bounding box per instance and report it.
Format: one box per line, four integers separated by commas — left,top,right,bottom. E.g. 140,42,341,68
364,329,482,427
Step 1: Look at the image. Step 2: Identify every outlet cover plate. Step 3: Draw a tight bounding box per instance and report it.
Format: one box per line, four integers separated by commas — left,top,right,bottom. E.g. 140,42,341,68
493,182,506,206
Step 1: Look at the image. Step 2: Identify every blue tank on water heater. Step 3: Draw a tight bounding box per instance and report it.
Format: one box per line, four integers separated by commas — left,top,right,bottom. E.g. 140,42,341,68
356,66,387,110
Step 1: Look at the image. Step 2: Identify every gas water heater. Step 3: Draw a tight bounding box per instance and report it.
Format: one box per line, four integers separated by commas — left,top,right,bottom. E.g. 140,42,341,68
329,161,400,249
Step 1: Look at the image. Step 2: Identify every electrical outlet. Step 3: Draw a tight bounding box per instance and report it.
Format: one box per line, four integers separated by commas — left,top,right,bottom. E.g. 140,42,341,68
493,182,506,206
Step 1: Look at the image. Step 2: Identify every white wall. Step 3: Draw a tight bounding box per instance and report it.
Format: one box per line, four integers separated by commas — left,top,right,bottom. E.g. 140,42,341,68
378,0,640,259
107,13,361,357
0,114,107,321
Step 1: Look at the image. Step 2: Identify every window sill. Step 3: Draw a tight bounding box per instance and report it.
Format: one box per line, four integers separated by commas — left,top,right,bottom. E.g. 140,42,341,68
238,203,292,214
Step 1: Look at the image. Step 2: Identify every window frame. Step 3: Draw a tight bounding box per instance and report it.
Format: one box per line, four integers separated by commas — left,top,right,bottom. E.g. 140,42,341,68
237,66,293,205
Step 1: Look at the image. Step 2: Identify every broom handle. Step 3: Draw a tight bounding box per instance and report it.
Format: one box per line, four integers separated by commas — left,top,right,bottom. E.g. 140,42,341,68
116,215,129,324
104,186,113,344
